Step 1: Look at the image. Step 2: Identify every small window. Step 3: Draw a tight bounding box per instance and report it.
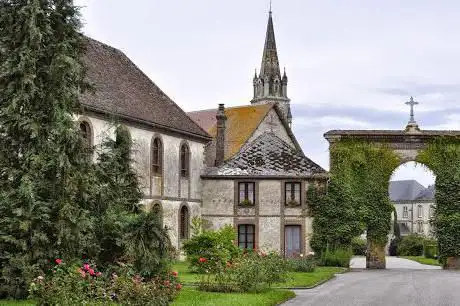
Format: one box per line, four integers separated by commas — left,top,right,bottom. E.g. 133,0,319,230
417,221,424,234
152,138,163,175
285,182,301,206
418,205,423,218
403,206,408,219
238,182,255,206
79,121,92,148
238,224,255,250
180,143,190,178
179,206,189,240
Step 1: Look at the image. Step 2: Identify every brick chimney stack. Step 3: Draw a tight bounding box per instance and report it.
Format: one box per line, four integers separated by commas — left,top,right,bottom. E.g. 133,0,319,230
215,104,227,166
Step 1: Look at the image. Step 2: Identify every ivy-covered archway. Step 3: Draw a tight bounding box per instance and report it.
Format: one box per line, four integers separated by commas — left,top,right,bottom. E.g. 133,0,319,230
316,126,460,269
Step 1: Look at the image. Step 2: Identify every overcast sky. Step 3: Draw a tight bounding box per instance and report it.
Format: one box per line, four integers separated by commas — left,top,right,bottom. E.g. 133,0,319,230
71,0,460,187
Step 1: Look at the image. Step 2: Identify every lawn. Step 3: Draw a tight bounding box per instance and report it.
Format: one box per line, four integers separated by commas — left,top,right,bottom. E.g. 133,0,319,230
172,287,295,306
173,262,346,288
400,256,441,266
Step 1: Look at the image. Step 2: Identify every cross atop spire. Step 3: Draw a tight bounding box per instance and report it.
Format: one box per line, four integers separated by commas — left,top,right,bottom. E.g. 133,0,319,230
405,96,421,132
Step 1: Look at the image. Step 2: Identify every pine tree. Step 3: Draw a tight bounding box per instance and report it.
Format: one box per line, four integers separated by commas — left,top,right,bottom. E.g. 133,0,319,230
0,0,94,298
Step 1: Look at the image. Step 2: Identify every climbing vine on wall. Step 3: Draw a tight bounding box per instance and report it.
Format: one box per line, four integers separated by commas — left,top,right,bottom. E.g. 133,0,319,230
309,140,400,253
417,136,460,265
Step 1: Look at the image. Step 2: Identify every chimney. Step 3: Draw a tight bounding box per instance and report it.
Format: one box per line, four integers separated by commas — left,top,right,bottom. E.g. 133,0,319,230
215,104,227,166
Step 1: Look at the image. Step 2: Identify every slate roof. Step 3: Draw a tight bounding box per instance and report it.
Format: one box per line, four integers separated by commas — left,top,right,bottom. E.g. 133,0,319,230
203,132,326,177
80,37,210,140
188,104,275,159
389,180,434,201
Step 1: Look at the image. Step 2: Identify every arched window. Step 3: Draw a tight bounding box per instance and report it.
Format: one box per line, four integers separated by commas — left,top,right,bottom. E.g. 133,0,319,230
152,137,163,175
79,121,92,148
180,143,190,178
179,206,189,240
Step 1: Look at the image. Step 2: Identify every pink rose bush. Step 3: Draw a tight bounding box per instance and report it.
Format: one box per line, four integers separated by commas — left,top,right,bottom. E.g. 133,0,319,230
29,259,182,305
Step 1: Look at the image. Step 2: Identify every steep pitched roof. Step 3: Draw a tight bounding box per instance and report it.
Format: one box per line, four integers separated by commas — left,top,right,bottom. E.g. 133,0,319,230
389,180,426,201
416,185,435,200
80,37,210,140
203,132,325,177
188,103,274,159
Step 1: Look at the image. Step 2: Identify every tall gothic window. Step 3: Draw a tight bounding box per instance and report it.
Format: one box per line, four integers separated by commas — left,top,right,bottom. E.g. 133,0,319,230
418,205,423,218
179,206,189,239
79,121,92,148
180,143,190,178
403,206,408,219
152,137,163,175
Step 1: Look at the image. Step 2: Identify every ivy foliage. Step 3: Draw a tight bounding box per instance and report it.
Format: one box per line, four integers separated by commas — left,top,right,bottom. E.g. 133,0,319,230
310,140,400,253
418,137,460,264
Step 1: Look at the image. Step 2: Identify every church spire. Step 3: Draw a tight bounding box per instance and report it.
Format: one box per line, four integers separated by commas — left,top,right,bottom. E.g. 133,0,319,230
251,9,291,127
259,11,281,78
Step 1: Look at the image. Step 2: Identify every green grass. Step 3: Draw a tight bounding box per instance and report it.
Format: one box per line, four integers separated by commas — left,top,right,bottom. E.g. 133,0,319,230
0,301,35,305
173,262,346,288
400,256,441,266
276,267,346,288
172,287,295,306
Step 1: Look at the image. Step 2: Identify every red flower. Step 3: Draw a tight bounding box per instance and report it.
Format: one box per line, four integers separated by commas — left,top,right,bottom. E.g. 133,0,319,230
176,283,182,290
96,272,102,277
199,257,207,263
55,258,62,265
83,263,90,271
88,268,95,276
171,271,178,277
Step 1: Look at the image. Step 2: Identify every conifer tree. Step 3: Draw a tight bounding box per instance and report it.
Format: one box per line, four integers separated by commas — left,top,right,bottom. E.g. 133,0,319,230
0,0,94,297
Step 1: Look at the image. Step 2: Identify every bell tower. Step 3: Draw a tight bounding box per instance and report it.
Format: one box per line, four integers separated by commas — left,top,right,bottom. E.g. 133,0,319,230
251,10,292,126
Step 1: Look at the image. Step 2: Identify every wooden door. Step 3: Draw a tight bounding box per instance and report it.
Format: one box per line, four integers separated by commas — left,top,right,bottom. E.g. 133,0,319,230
285,225,301,257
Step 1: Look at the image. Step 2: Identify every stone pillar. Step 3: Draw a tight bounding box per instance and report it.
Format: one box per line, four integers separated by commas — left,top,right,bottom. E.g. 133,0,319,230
215,104,226,167
366,239,386,269
444,257,460,270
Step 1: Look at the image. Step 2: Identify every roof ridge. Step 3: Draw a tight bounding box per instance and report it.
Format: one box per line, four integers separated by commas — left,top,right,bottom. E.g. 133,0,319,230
188,102,276,114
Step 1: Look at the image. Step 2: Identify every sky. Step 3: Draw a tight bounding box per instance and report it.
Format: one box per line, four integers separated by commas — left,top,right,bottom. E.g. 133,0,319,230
73,0,460,187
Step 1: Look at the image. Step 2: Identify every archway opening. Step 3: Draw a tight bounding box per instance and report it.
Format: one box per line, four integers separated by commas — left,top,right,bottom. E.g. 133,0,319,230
387,161,436,257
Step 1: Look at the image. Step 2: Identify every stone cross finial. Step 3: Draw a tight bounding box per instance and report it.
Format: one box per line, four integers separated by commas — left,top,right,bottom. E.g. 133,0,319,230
405,96,419,124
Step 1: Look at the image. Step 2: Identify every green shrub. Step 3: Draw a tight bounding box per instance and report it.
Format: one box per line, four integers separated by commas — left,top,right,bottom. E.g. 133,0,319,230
319,248,352,268
397,235,425,256
424,243,439,259
29,259,181,305
351,237,367,256
198,251,288,293
287,256,316,272
182,225,240,274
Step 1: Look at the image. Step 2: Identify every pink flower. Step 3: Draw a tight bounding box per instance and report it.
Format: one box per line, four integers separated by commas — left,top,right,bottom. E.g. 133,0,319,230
55,258,62,265
171,271,178,277
83,263,90,271
176,283,182,290
88,268,95,276
96,272,102,277
77,268,86,278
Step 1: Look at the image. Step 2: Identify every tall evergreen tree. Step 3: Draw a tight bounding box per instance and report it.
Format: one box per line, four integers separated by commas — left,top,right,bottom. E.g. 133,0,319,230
0,0,94,297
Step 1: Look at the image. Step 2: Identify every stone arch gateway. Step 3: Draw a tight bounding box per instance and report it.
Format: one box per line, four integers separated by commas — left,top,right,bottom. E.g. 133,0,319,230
324,124,460,269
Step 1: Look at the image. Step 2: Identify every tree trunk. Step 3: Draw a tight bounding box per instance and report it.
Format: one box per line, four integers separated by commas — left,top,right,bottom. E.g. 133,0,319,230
366,239,386,269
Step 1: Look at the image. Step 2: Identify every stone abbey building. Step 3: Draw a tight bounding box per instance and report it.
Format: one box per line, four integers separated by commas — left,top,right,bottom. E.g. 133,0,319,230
78,10,326,256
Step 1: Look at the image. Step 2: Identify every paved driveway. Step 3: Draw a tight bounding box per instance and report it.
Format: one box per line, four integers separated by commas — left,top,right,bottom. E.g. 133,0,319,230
283,257,459,306
350,256,441,270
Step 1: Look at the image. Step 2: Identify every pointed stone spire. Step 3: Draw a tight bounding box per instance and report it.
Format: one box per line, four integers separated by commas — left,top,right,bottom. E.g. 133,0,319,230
259,11,281,78
251,9,291,127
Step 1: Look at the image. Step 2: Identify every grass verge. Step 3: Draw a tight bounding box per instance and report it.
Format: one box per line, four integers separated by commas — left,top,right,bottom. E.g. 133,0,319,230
172,287,295,306
399,256,441,266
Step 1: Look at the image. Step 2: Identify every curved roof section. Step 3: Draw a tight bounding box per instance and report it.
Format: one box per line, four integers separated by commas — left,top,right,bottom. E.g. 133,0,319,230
203,132,326,177
80,37,210,140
